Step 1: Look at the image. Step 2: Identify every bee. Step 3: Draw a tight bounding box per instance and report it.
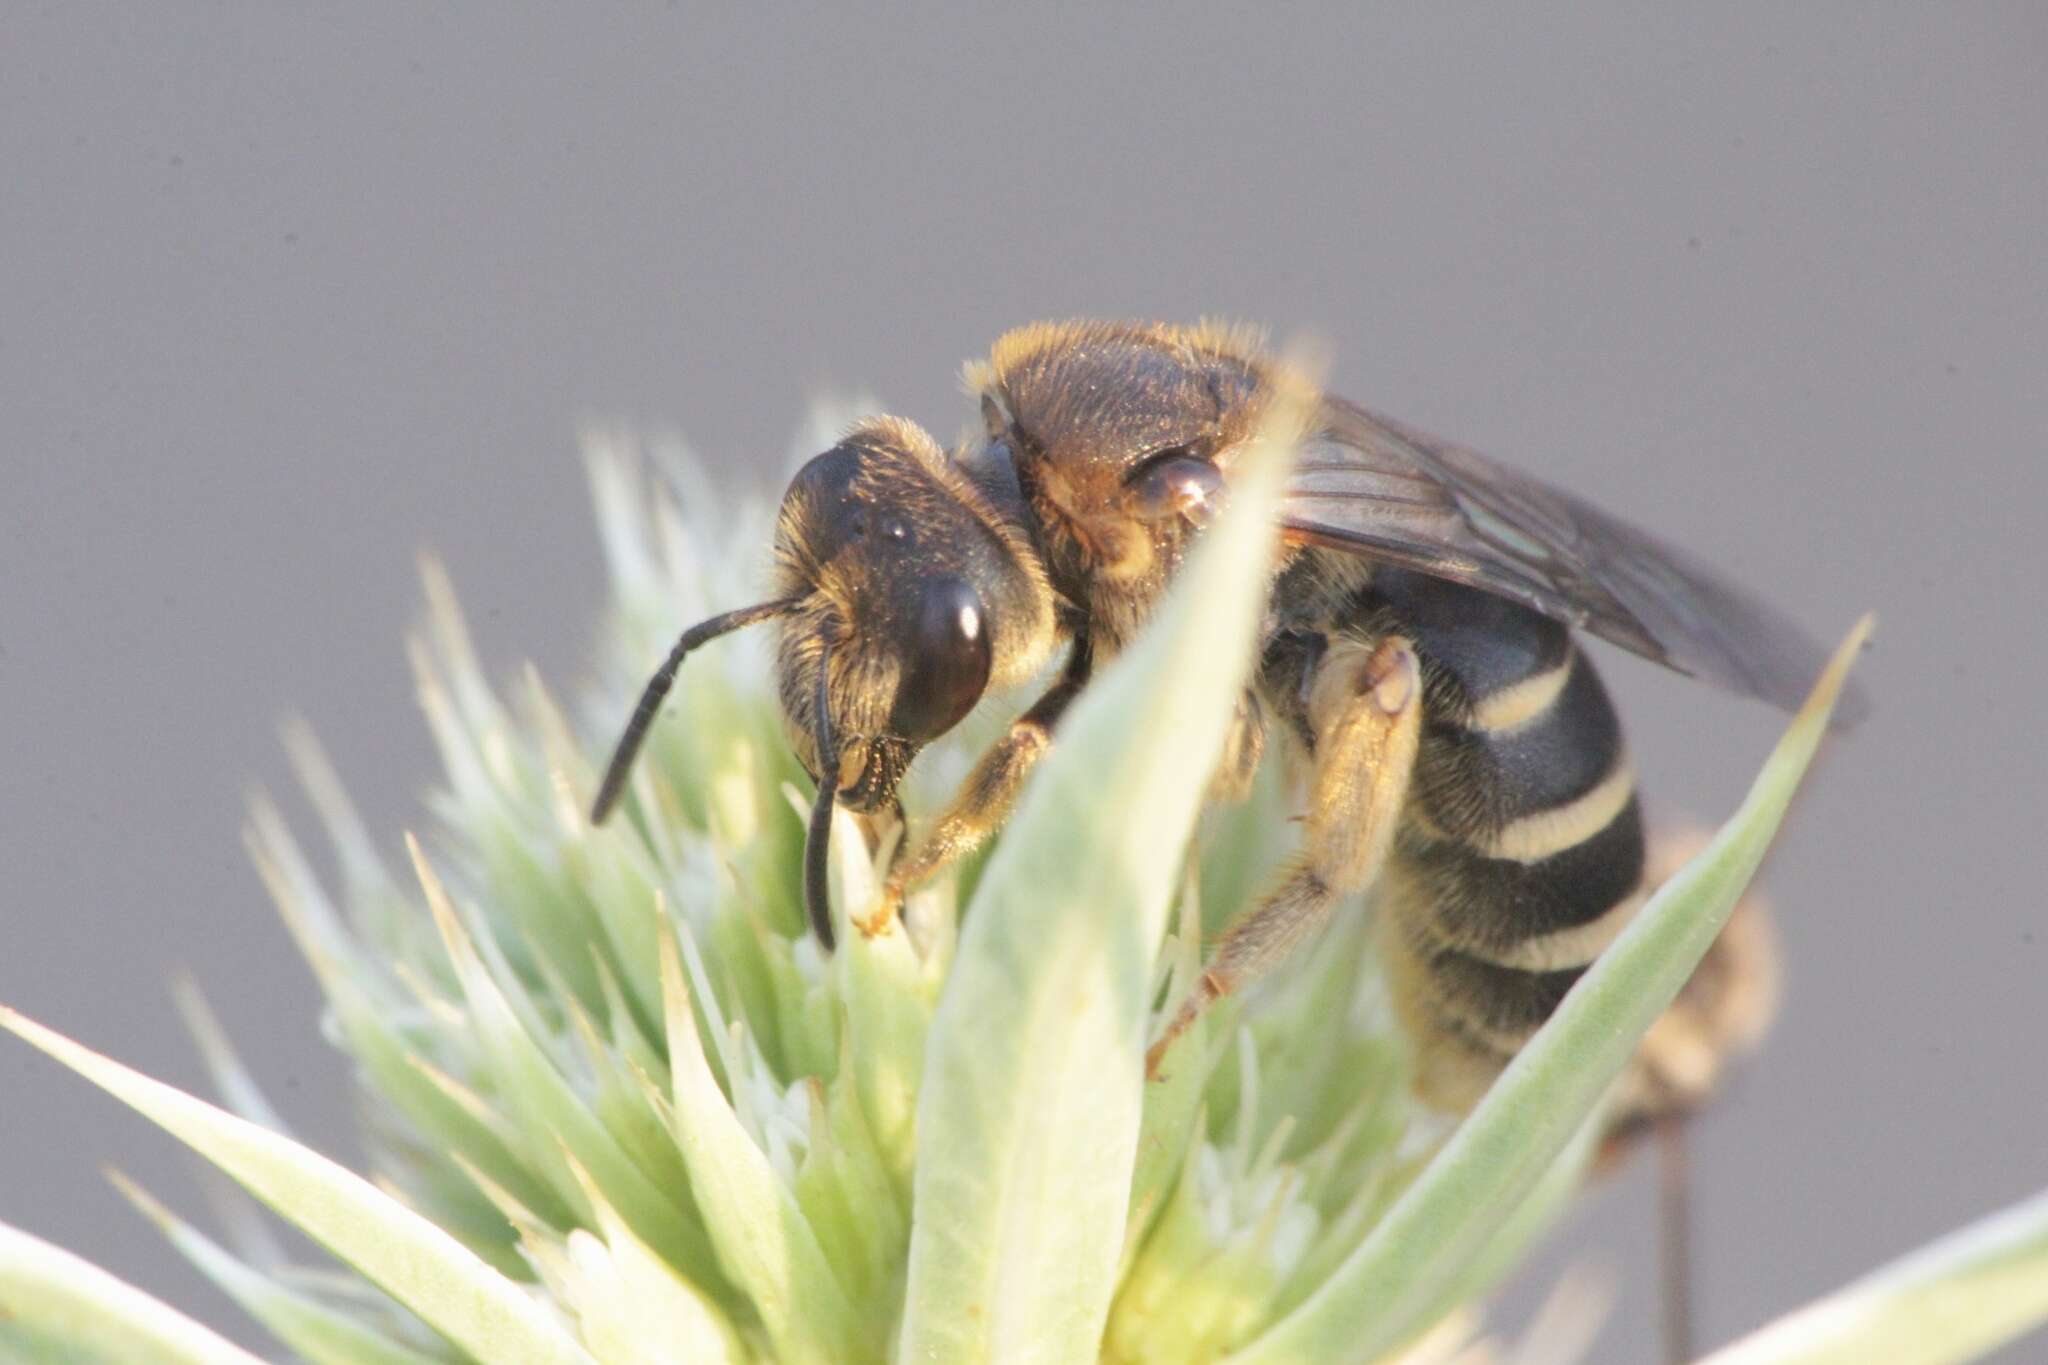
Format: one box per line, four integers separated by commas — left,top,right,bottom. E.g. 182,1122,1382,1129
592,320,1849,1122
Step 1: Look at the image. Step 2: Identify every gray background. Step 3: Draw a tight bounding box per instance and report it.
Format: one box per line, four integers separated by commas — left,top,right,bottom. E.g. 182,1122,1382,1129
4,6,2044,1360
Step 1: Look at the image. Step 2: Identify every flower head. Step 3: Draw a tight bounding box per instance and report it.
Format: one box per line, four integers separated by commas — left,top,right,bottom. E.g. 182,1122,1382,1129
0,420,1874,1364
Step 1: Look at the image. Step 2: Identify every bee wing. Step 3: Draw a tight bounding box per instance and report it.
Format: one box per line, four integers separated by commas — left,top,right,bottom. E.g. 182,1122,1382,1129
1282,397,1863,721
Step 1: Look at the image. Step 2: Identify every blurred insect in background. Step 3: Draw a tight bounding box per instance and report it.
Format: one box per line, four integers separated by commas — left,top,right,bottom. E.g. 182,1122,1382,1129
593,321,1853,1356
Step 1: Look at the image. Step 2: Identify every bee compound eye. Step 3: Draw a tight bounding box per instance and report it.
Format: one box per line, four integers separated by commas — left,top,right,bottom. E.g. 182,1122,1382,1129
889,575,993,743
1128,451,1224,525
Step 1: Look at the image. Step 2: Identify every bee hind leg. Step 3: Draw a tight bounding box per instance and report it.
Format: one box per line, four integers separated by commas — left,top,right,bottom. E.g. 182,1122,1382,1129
1147,635,1424,1079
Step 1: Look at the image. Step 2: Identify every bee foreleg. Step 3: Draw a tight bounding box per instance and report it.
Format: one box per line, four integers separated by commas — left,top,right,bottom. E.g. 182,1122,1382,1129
853,647,1091,938
1146,636,1423,1079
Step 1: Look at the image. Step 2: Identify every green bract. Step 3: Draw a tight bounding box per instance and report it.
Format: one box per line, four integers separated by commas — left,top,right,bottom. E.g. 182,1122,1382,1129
4,419,2037,1365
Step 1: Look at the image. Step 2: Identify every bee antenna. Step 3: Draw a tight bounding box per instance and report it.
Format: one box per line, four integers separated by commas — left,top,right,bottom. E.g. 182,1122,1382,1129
801,639,839,950
589,598,797,825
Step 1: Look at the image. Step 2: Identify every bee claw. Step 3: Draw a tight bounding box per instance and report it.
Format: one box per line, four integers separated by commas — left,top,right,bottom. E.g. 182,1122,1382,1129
853,888,903,940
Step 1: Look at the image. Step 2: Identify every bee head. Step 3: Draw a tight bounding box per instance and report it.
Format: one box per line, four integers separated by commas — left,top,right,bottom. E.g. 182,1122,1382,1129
771,418,1058,943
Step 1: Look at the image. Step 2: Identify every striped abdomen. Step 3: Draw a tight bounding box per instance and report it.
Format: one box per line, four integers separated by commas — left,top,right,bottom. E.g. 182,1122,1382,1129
1369,570,1647,1111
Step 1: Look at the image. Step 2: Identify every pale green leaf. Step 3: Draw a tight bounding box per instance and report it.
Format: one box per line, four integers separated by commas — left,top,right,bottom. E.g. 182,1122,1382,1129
554,1159,752,1365
835,841,941,1200
249,795,563,1247
1120,899,1235,1280
790,1056,911,1316
657,927,867,1365
408,835,730,1294
1701,1185,2048,1365
897,390,1303,1364
170,975,296,1138
1229,615,1873,1364
0,1219,267,1365
0,1007,594,1365
111,1173,451,1365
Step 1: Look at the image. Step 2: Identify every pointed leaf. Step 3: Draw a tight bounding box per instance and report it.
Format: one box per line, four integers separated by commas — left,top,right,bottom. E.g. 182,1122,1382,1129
0,1007,594,1365
555,1159,751,1365
0,1219,267,1365
657,929,866,1364
898,390,1303,1363
408,835,728,1292
112,1174,451,1365
1701,1186,2048,1365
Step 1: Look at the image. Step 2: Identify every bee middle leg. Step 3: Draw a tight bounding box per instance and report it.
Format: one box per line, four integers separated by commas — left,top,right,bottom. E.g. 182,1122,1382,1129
1206,691,1268,805
1147,635,1424,1079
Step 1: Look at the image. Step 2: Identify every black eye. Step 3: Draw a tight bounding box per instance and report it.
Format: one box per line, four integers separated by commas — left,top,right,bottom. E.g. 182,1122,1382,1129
1127,448,1223,524
889,576,993,742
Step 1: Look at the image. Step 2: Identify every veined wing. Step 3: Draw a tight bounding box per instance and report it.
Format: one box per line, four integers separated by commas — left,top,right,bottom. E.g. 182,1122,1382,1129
1282,397,1864,721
